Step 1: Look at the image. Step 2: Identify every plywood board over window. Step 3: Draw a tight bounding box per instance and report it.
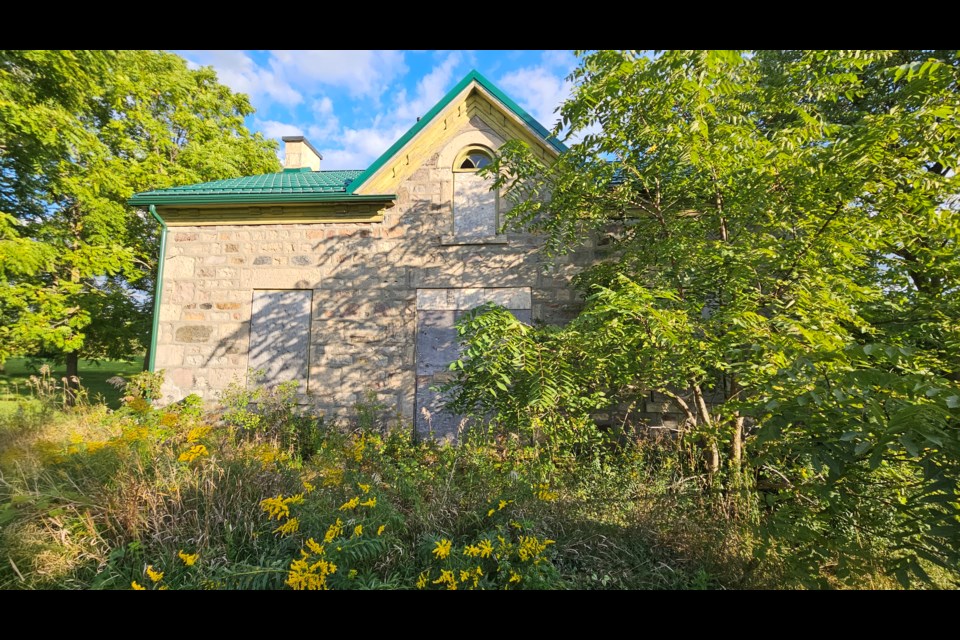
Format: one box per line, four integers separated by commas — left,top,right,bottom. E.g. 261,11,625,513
248,289,312,391
415,287,531,440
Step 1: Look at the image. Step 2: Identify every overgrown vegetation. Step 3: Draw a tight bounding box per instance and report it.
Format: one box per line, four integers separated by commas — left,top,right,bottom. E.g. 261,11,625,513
446,50,960,588
0,372,787,590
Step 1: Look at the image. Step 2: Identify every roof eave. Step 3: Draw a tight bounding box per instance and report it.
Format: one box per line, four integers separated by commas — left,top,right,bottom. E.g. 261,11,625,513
129,193,395,207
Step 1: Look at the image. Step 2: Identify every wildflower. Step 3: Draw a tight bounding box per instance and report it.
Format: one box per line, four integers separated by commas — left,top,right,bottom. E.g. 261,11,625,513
303,480,316,493
498,499,512,510
432,569,458,590
534,483,559,501
178,444,209,463
509,571,521,584
285,493,305,505
377,525,386,536
159,586,169,590
186,426,211,443
275,517,300,536
517,536,555,563
305,538,324,555
432,538,452,560
487,508,495,517
323,519,344,543
353,524,363,537
287,556,337,590
146,565,164,583
477,539,494,558
260,496,291,521
131,581,146,590
358,483,371,494
339,496,360,511
360,497,377,508
178,550,199,567
348,569,358,579
416,570,431,589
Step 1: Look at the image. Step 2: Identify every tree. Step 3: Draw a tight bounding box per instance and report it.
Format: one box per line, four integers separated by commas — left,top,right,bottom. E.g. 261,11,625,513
447,50,960,586
0,50,280,389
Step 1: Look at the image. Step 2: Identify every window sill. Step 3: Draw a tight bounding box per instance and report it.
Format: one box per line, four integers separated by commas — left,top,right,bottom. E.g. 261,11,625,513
440,235,509,246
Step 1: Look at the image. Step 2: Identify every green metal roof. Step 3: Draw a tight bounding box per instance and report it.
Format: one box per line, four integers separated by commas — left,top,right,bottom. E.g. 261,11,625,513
128,169,379,206
347,69,567,194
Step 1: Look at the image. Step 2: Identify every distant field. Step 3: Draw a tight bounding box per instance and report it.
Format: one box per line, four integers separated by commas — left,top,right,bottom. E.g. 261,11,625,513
0,356,145,412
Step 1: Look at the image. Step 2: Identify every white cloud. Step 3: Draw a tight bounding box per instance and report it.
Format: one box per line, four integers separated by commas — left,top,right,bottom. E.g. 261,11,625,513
180,50,302,107
497,66,573,133
317,53,468,170
540,50,577,71
392,51,462,123
312,96,334,116
257,119,304,139
267,50,408,100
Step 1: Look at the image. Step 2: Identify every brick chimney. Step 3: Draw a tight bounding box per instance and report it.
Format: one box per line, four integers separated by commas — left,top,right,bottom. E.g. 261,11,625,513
282,136,323,171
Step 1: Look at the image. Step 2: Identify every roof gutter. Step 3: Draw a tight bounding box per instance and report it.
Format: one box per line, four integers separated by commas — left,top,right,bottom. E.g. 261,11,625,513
147,204,166,377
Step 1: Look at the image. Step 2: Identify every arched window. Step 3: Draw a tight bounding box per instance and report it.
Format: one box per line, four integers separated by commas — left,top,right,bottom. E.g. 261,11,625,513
452,146,496,239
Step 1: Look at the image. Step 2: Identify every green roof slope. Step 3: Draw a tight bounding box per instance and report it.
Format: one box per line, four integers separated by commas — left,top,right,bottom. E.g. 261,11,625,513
128,169,378,205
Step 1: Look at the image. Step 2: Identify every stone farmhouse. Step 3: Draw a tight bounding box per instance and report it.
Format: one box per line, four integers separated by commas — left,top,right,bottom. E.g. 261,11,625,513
130,71,598,438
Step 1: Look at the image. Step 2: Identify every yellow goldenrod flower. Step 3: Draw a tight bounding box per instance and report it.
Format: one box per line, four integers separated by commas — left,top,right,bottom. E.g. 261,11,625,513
305,538,324,555
338,496,360,511
377,525,386,536
186,426,211,443
131,580,146,590
416,570,430,589
275,517,300,536
517,536,555,562
463,544,480,557
432,569,458,590
353,524,363,537
498,499,512,510
432,538,452,560
303,480,316,493
348,569,358,579
146,565,164,583
509,571,521,584
360,497,377,508
286,556,337,590
323,518,344,543
285,493,305,505
260,496,291,521
178,444,209,463
358,483,371,494
477,539,494,558
534,483,559,501
158,585,169,590
178,550,199,567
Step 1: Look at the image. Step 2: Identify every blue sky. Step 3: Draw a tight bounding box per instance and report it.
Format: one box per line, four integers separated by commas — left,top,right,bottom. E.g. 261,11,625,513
176,50,581,171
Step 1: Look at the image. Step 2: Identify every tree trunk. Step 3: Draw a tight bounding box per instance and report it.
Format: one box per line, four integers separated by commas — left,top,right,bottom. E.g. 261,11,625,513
64,351,80,407
142,341,151,372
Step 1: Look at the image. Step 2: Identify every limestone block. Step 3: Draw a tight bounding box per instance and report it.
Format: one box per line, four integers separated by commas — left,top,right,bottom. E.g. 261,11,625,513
155,345,184,367
164,255,195,279
175,325,213,343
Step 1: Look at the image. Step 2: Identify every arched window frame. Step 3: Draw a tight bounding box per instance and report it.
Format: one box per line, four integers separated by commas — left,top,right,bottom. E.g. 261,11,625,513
452,145,494,173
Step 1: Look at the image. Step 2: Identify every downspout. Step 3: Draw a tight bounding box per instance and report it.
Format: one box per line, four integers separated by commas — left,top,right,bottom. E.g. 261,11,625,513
147,204,167,373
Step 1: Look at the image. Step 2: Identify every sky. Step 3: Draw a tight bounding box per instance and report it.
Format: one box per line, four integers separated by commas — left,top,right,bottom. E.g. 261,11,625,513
175,50,581,171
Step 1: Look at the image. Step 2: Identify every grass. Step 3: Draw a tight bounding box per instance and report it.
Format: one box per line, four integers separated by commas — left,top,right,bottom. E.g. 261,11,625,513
0,356,144,413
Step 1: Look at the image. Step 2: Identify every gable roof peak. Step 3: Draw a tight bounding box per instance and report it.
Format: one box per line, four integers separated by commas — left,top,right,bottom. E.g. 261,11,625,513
347,69,566,194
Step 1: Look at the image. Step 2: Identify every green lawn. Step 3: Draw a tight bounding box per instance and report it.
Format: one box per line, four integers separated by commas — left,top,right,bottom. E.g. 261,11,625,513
0,356,145,412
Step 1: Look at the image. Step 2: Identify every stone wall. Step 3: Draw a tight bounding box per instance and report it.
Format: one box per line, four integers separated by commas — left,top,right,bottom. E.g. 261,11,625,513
154,116,595,426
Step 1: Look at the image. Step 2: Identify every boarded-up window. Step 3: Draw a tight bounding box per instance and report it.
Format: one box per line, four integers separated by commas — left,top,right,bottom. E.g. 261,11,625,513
248,289,312,390
453,172,497,238
415,288,531,440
